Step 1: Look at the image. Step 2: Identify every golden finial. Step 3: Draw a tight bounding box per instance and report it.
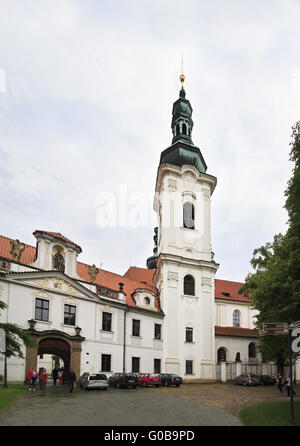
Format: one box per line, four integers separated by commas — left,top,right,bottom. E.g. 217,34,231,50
180,55,185,86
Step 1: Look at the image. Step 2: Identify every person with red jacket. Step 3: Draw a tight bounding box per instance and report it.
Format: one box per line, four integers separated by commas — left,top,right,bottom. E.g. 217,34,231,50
38,368,48,391
26,367,38,391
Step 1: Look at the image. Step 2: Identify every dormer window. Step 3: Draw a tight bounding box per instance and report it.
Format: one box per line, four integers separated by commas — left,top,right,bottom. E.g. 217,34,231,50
144,297,150,305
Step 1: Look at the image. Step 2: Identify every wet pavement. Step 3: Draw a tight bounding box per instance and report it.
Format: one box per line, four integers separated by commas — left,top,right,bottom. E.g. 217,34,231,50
0,383,243,426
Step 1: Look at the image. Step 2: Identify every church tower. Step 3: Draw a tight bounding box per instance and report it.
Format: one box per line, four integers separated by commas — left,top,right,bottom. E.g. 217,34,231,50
148,74,219,381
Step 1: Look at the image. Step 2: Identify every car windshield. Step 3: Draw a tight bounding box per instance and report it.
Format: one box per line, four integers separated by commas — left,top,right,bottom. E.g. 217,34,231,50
89,374,107,380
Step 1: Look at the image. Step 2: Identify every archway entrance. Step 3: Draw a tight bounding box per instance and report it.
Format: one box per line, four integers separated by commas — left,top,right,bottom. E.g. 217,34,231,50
25,326,84,382
38,338,71,374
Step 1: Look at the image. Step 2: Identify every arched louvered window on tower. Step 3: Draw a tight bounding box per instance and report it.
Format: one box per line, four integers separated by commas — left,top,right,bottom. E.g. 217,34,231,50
184,275,195,296
182,123,187,135
176,124,180,136
183,202,195,229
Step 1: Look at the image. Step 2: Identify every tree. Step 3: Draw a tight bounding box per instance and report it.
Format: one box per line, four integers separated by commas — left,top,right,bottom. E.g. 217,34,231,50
241,121,300,373
0,299,35,388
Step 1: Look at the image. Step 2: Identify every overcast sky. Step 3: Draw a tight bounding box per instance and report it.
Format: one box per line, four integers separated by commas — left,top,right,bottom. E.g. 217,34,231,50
0,0,299,283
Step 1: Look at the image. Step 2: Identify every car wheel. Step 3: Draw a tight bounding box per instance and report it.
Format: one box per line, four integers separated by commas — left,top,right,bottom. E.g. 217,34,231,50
164,382,169,387
261,382,264,386
117,383,121,389
176,384,179,387
156,385,159,388
133,386,136,389
142,382,146,387
243,382,246,386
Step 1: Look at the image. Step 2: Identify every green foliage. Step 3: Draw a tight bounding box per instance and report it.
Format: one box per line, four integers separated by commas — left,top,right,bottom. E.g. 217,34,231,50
241,121,300,367
0,300,35,359
0,298,36,387
52,355,60,368
240,401,300,426
0,385,27,412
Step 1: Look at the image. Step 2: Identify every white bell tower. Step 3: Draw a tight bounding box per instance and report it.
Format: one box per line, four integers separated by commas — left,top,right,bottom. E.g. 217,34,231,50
149,75,219,381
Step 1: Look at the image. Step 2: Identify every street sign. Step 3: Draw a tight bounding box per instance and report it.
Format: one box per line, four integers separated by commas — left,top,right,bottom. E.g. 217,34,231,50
263,329,287,335
263,322,289,329
291,320,300,329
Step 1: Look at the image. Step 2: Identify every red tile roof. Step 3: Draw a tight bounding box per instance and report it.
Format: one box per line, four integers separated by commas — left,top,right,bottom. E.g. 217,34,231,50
215,326,259,338
215,279,251,303
123,267,156,290
77,262,161,313
33,231,82,252
0,235,36,264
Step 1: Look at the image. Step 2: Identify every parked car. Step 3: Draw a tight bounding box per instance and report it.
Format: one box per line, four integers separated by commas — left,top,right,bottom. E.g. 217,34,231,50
258,375,277,386
137,373,162,387
108,372,139,389
79,372,109,390
160,373,182,387
233,374,260,386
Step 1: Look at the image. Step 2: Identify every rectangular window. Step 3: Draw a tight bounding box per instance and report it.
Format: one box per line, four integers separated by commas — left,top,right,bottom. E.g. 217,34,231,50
101,354,111,372
185,327,193,343
186,360,193,375
35,298,49,322
154,358,161,374
132,357,140,373
154,324,161,340
102,312,112,332
132,319,140,337
64,304,76,326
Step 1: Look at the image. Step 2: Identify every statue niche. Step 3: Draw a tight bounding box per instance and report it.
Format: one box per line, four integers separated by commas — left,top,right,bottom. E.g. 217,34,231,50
52,246,65,273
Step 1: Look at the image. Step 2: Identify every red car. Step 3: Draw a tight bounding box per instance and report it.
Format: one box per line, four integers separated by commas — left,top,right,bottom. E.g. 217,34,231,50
137,373,162,387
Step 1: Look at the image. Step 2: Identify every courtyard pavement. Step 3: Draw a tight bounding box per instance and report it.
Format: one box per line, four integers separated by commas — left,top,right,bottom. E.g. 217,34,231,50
0,383,243,426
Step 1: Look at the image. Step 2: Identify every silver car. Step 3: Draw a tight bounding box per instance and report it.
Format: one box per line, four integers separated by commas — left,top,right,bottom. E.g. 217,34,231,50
79,372,109,390
233,374,260,386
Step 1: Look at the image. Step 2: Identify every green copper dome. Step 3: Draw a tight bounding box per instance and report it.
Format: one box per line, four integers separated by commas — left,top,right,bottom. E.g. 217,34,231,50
159,87,207,174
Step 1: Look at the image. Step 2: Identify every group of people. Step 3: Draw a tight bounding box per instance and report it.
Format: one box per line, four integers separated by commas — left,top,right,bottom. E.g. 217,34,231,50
277,375,296,397
27,366,77,393
51,367,66,386
51,367,76,392
26,367,48,391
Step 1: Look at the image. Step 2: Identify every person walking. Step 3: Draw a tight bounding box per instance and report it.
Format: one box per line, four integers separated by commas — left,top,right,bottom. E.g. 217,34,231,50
277,375,284,394
68,369,77,393
286,377,296,397
52,367,58,385
58,368,63,385
39,367,48,392
26,367,38,391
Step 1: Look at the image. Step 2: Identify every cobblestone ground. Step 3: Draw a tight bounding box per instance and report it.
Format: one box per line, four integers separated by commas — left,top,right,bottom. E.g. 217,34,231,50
157,383,300,416
0,383,243,426
0,382,298,426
